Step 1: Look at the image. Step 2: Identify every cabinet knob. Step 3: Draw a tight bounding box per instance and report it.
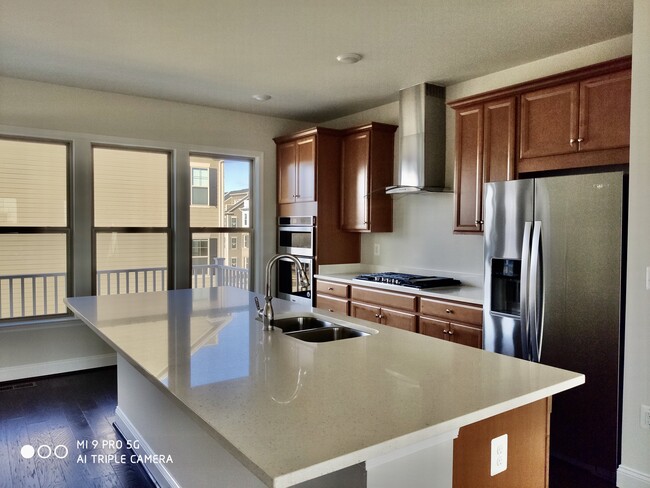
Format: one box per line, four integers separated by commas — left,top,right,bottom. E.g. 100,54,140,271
443,329,449,334
475,220,484,226
570,138,576,145
445,308,453,314
448,330,454,336
577,138,584,143
328,308,334,312
295,194,300,198
375,313,380,318
328,287,334,291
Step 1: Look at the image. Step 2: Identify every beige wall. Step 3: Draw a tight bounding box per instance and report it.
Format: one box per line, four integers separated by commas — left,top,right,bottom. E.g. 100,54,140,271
618,1,650,485
0,76,311,381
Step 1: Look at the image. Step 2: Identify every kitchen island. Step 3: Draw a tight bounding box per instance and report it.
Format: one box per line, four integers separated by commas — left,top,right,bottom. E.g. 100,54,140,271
65,287,583,488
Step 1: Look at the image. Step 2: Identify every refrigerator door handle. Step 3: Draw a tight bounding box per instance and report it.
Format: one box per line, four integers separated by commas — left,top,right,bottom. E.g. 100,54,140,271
520,221,533,361
529,221,543,362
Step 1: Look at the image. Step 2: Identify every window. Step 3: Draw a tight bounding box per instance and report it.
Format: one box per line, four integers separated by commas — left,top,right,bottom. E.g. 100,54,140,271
192,239,208,266
0,137,70,320
93,146,170,295
191,167,209,205
189,155,252,290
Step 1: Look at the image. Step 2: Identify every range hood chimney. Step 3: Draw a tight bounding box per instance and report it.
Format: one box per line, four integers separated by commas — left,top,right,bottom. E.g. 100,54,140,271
386,83,449,194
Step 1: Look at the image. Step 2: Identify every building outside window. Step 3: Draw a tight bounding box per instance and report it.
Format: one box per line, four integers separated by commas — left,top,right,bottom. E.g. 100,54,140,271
189,155,252,290
0,137,70,320
93,146,170,296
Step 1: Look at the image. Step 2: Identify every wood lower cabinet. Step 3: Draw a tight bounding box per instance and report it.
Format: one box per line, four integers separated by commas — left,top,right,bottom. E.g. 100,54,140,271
420,297,483,349
315,279,350,315
349,285,417,332
454,398,551,488
341,123,397,232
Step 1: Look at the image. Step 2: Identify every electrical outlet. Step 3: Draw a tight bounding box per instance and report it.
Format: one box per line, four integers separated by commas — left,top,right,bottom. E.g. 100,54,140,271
641,405,650,429
374,243,380,256
490,434,508,476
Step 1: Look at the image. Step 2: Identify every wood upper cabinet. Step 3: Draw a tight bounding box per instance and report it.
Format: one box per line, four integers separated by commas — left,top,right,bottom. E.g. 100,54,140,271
277,136,316,204
275,127,361,265
518,68,631,172
341,123,397,233
453,97,516,233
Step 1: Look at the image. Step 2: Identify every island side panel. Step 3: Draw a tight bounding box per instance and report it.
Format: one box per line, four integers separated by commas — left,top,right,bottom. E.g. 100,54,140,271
114,355,269,488
452,397,552,488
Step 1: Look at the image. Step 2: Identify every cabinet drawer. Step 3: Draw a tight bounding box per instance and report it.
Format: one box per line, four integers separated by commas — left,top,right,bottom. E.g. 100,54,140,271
316,294,349,315
420,316,449,340
381,307,417,333
350,286,417,312
316,280,349,298
420,298,482,325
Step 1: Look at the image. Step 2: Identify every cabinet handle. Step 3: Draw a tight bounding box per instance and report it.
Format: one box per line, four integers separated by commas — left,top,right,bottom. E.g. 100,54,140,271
570,138,576,145
475,220,484,226
443,329,449,334
295,194,301,198
448,330,454,336
328,308,334,312
445,308,453,314
328,287,334,291
577,138,584,143
375,313,380,318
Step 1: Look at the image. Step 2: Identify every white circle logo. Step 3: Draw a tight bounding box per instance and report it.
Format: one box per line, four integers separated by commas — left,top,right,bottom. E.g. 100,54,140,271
20,445,35,459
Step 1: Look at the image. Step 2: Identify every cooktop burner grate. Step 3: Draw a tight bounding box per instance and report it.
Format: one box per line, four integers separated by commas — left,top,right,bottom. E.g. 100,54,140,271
353,272,461,289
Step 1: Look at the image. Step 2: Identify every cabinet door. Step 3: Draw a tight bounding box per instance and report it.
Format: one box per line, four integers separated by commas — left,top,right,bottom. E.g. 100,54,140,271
483,97,516,183
316,294,349,315
519,83,579,159
454,105,483,233
419,316,449,340
277,141,297,204
296,137,316,202
578,69,631,152
341,131,370,231
350,301,380,323
449,322,482,349
380,307,417,333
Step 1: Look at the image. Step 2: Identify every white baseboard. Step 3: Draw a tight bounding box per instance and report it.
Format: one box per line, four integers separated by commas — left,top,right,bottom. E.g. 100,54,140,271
618,465,650,488
114,406,179,488
0,352,116,383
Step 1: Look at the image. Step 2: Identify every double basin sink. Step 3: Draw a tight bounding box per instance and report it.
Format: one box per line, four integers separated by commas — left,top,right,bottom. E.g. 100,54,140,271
273,316,372,343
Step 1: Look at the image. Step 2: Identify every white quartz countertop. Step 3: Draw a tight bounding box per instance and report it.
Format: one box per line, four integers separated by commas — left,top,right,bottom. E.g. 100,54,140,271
314,272,484,305
65,287,582,487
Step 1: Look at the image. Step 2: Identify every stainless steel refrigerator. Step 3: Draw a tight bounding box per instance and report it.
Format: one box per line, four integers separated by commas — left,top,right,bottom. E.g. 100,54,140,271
483,171,625,481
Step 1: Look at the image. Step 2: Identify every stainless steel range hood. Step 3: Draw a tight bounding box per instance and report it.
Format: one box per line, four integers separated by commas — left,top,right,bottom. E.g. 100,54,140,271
386,83,450,194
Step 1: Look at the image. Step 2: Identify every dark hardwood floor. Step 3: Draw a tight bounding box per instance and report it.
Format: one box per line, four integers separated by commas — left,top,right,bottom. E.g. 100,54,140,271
1,367,618,488
549,457,617,488
0,367,154,488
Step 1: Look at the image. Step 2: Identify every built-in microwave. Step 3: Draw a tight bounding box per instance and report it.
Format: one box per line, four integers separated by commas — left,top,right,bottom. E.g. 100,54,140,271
277,255,313,306
278,216,315,257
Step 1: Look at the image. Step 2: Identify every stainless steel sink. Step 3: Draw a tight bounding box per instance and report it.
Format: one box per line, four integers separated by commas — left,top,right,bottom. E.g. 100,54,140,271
273,316,333,333
273,316,371,342
285,326,370,343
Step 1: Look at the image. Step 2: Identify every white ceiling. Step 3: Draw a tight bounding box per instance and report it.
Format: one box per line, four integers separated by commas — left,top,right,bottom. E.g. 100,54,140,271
0,0,633,122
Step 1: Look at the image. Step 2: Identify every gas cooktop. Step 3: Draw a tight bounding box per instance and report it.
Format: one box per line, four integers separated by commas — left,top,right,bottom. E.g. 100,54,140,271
353,272,461,289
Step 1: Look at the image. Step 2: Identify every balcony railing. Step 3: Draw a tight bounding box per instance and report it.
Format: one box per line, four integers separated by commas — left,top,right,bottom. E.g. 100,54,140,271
0,263,249,320
0,272,67,319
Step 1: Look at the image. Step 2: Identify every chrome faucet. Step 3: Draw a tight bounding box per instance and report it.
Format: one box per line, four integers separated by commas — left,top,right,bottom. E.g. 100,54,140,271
255,254,310,330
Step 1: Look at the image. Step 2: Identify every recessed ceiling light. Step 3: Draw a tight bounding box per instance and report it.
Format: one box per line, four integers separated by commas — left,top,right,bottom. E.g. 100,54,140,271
336,53,363,64
252,94,272,102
